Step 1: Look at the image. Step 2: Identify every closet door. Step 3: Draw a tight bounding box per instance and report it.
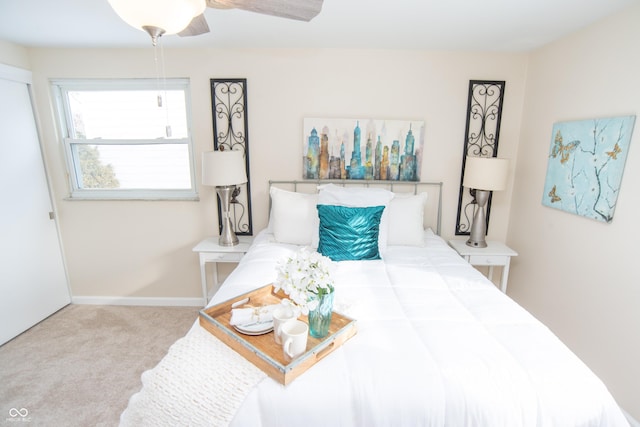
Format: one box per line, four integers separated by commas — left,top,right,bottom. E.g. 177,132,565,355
0,64,70,345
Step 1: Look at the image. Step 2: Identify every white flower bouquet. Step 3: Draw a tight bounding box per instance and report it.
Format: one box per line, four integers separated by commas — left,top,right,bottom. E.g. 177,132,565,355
274,247,334,315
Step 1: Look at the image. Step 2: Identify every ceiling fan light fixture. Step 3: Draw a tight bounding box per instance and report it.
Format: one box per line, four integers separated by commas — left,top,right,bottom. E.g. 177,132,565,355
108,0,206,35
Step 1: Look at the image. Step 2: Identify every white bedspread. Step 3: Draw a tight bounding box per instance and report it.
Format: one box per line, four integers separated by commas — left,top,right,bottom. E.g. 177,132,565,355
122,230,629,427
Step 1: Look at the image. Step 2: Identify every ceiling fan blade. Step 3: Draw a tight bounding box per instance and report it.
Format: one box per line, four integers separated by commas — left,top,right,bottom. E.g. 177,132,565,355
178,13,210,37
207,0,323,22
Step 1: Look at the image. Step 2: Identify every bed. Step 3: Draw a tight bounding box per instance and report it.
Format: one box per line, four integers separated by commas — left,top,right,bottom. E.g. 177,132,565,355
120,180,629,426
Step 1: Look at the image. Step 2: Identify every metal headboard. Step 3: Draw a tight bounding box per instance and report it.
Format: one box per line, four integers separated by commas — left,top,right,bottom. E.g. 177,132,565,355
269,180,443,236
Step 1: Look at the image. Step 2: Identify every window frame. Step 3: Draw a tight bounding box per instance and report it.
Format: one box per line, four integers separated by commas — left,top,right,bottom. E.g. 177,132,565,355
51,78,198,200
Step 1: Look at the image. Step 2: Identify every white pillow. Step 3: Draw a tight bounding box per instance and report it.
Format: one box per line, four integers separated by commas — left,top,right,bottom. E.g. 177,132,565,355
313,184,394,252
317,184,394,206
387,192,428,246
269,187,319,245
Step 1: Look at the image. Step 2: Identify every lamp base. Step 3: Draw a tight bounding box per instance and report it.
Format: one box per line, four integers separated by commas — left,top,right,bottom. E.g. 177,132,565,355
465,238,488,248
218,224,239,247
216,185,239,247
466,189,489,248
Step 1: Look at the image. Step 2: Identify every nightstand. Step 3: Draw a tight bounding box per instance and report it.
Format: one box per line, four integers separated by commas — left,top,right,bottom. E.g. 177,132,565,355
448,240,518,293
193,236,253,305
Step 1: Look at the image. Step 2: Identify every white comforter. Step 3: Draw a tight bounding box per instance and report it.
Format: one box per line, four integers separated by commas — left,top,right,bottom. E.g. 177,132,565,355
123,230,629,426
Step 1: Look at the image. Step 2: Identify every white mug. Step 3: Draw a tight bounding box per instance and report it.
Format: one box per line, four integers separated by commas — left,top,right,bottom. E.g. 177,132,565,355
281,320,308,361
272,305,296,344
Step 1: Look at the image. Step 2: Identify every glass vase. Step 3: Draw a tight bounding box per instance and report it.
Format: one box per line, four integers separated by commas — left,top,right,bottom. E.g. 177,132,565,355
308,290,334,338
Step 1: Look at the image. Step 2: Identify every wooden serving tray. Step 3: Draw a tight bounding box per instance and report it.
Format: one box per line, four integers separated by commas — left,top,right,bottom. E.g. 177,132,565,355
198,284,357,385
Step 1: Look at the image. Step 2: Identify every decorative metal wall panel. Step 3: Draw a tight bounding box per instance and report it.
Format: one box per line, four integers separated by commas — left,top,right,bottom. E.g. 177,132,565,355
211,78,253,236
455,80,505,235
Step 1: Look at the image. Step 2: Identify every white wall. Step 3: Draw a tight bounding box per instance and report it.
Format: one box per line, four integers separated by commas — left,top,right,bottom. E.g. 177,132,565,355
0,39,29,69
508,3,640,418
24,47,526,299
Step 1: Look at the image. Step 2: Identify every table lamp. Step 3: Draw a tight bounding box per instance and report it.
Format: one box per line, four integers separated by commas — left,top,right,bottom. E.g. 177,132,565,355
202,150,248,246
463,156,509,248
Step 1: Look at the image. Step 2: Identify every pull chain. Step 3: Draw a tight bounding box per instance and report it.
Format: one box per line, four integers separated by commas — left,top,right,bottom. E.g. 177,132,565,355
153,37,171,138
160,39,171,137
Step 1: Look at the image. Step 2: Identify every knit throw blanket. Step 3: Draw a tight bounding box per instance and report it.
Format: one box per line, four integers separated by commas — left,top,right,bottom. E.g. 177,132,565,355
120,326,266,426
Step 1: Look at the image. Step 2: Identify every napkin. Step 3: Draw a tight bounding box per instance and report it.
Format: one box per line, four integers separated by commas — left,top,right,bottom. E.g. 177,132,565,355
230,304,279,326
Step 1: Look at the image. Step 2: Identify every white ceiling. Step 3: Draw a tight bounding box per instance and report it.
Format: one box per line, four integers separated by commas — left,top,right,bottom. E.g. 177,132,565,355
0,0,636,51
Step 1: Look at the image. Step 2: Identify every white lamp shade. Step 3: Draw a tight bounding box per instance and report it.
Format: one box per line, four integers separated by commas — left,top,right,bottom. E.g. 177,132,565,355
202,150,248,187
108,0,206,35
463,156,509,191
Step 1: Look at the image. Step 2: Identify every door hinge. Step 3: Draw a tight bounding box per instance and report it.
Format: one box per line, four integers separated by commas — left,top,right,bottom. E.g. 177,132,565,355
49,211,55,220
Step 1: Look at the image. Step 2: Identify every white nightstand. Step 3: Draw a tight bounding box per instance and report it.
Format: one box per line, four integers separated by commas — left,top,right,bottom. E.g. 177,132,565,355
193,236,254,305
448,240,518,293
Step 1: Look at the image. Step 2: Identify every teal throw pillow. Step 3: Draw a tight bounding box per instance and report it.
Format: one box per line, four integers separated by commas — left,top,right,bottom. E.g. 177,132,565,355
317,204,385,261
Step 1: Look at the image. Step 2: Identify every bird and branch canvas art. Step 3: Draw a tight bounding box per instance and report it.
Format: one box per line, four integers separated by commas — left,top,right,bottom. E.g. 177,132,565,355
542,115,636,223
303,118,424,181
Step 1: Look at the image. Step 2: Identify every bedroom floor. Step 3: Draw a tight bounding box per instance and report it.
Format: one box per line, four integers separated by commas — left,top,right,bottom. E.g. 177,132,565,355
0,304,199,426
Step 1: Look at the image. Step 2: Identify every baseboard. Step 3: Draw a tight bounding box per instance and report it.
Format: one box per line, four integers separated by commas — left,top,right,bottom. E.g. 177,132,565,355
71,296,203,307
624,409,640,427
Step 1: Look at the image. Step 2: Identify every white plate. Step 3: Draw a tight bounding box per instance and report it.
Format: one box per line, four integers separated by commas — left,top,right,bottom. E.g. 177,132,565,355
233,321,274,336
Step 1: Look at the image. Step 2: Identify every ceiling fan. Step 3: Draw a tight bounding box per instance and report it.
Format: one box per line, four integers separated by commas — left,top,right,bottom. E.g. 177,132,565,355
108,0,324,45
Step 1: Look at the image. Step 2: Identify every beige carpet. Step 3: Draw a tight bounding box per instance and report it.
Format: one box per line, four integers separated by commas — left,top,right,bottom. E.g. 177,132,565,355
0,304,199,427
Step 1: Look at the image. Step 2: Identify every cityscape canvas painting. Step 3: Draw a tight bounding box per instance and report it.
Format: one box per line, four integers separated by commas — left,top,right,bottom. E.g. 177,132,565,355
542,115,636,223
303,118,424,181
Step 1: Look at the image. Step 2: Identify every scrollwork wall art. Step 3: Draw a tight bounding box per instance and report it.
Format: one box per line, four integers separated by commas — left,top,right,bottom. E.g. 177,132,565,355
455,80,506,236
210,78,253,235
542,116,636,222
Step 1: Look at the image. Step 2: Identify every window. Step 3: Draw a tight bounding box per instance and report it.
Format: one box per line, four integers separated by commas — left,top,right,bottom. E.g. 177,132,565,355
51,78,197,200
